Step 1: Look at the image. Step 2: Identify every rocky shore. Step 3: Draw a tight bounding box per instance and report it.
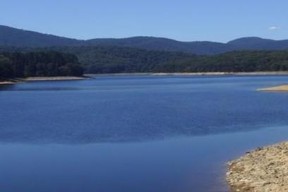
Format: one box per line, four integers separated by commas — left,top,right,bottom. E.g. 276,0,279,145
226,142,288,192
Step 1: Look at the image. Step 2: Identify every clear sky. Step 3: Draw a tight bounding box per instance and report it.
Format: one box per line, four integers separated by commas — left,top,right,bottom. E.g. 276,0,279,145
1,0,287,42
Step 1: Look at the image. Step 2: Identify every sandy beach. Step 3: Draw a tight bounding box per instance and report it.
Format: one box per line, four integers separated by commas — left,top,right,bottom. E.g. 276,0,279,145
257,85,288,92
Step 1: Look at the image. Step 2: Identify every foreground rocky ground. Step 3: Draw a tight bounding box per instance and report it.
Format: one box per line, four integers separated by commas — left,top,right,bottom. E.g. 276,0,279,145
226,142,288,192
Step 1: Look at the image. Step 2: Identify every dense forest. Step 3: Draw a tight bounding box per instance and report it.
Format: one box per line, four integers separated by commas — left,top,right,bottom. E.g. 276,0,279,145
0,51,83,80
53,46,197,73
9,46,286,74
1,46,288,80
64,47,288,73
159,51,288,73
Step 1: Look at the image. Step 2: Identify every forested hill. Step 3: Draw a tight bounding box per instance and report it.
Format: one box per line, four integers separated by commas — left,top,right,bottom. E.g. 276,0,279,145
1,25,288,78
49,46,197,73
86,37,229,55
0,25,81,47
2,25,288,55
0,51,84,80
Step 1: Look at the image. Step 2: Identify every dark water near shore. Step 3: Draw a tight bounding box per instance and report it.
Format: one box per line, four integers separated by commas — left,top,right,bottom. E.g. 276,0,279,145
1,75,288,192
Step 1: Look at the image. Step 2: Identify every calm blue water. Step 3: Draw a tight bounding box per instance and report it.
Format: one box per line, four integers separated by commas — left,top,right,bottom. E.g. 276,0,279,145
0,75,288,192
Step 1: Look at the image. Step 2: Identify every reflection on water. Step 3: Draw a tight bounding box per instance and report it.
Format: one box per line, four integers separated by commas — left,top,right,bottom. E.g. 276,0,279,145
0,75,288,192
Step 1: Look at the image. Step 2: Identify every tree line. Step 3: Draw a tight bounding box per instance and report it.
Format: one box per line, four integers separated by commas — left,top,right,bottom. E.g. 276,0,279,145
165,51,288,73
69,47,288,73
0,51,83,80
1,46,288,77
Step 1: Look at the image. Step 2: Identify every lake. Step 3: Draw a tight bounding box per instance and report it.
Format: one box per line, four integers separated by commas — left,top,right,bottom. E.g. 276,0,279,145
1,75,288,192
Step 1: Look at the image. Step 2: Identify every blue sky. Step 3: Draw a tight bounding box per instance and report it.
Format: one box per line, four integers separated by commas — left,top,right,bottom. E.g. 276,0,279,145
1,0,287,42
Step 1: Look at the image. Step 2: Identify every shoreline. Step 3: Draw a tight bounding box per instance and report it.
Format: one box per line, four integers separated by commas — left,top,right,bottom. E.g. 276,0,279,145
1,71,288,85
24,76,87,82
87,71,288,77
226,142,288,192
0,81,16,85
227,84,288,191
0,76,88,85
257,85,288,92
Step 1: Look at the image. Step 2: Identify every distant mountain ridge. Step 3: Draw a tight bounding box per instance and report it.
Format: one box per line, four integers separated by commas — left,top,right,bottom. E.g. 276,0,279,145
1,25,288,55
0,25,82,47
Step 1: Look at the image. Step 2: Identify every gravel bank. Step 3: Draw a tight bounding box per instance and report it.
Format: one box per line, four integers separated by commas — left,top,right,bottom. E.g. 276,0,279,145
226,142,288,192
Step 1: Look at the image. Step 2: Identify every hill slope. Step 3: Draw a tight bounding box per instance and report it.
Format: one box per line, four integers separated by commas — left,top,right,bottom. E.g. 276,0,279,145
1,25,288,54
0,25,82,47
